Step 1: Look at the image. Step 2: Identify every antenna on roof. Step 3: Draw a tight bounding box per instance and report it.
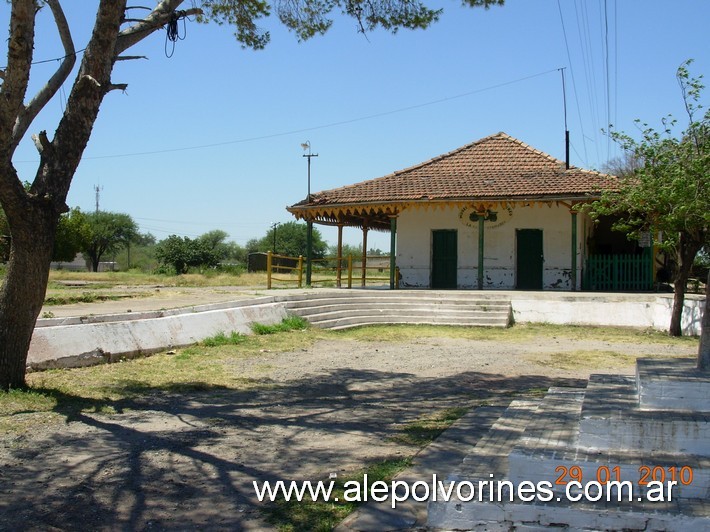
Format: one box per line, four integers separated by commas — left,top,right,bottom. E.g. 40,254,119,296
560,67,570,169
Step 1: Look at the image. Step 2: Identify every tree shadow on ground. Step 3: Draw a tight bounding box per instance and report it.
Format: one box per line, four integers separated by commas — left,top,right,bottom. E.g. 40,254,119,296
2,369,585,530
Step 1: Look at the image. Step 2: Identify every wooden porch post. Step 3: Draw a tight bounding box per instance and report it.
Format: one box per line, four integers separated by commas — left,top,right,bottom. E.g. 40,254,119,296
389,216,397,290
306,219,313,286
336,224,343,288
361,221,368,287
477,216,485,290
571,210,578,291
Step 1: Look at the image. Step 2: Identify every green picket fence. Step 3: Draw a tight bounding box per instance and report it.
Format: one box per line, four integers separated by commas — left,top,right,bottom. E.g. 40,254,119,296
583,253,653,291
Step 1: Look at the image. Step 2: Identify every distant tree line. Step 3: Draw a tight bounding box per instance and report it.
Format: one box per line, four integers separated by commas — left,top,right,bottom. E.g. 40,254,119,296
2,212,380,275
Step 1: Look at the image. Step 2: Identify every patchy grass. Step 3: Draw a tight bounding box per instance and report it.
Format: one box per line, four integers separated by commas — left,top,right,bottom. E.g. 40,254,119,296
43,292,149,306
264,457,412,532
528,350,640,371
333,322,697,345
0,388,61,436
48,270,269,287
391,407,469,446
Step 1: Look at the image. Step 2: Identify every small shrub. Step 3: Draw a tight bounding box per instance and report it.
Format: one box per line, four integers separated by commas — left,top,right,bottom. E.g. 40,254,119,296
202,331,247,347
216,263,245,275
152,264,176,276
251,316,308,335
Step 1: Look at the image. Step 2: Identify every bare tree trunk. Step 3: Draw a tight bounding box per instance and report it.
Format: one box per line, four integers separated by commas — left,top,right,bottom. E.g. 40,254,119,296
90,253,100,273
0,1,129,389
670,277,688,336
0,207,57,389
698,270,710,371
669,234,701,337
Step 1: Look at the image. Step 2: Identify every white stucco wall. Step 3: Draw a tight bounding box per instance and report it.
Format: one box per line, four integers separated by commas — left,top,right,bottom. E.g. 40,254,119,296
396,204,583,290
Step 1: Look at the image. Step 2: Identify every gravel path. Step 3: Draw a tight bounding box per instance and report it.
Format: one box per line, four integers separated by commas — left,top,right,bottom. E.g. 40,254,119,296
1,332,698,531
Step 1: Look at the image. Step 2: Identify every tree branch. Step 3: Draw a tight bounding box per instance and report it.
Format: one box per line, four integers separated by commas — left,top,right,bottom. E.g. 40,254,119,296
115,0,203,55
11,0,76,154
116,55,148,61
108,83,129,92
35,1,128,203
31,131,52,156
0,0,35,160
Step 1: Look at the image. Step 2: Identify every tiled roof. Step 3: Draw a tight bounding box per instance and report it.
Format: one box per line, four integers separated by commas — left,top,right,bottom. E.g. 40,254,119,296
292,132,617,208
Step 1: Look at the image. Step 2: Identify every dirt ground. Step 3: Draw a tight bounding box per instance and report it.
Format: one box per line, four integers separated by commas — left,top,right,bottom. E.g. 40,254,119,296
0,332,698,531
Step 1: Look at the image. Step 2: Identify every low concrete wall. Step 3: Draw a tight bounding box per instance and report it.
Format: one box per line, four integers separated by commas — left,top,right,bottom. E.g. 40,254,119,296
28,290,704,370
28,297,288,370
511,294,704,336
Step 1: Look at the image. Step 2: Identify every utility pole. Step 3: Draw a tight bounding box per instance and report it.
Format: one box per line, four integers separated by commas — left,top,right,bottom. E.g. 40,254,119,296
301,141,318,286
271,222,280,254
560,67,570,169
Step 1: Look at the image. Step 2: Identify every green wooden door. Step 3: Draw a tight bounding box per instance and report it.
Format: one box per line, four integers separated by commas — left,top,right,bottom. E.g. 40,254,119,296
432,230,457,289
516,229,543,289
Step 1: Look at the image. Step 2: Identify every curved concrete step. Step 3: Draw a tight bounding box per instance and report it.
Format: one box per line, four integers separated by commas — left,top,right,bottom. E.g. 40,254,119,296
286,298,512,312
290,307,510,321
284,291,513,329
320,317,510,330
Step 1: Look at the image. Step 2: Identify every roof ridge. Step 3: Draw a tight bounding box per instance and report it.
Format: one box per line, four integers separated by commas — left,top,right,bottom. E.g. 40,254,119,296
392,131,512,176
301,132,619,205
498,133,567,167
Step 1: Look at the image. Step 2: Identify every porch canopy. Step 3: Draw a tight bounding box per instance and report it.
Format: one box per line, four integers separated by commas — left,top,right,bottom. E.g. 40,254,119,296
288,132,617,226
287,132,619,288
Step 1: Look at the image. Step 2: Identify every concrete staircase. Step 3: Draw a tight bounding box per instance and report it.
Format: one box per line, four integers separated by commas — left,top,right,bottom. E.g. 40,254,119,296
428,358,710,531
283,290,512,330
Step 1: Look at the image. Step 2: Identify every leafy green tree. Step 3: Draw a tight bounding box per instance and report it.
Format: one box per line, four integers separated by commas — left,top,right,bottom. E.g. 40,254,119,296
589,60,709,340
222,241,247,264
0,0,504,392
53,208,89,263
252,221,327,259
155,234,221,274
81,211,139,272
116,231,157,271
327,243,362,258
0,206,88,263
197,229,234,262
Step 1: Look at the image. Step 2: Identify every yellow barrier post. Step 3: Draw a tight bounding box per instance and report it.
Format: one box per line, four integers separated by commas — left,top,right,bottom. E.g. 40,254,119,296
266,251,273,289
297,256,304,288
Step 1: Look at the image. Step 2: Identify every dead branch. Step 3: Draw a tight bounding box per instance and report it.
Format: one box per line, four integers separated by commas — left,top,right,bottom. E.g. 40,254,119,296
108,83,129,92
31,131,52,156
116,55,148,61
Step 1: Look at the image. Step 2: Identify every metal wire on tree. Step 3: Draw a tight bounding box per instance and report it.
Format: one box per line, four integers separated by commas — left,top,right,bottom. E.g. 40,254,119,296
165,10,188,58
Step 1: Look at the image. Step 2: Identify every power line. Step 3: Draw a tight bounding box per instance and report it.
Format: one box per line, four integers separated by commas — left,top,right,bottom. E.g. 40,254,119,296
0,48,87,70
576,0,602,164
14,68,560,163
557,0,589,166
134,216,264,227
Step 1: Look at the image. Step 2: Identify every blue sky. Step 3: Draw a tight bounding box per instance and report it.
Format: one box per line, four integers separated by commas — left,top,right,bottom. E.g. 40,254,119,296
6,0,709,250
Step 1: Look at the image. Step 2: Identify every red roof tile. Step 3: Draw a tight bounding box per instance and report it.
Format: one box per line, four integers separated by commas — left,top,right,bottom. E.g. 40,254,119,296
292,132,617,208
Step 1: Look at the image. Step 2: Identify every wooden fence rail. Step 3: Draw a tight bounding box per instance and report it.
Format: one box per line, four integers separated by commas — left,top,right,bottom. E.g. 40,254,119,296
266,251,398,289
